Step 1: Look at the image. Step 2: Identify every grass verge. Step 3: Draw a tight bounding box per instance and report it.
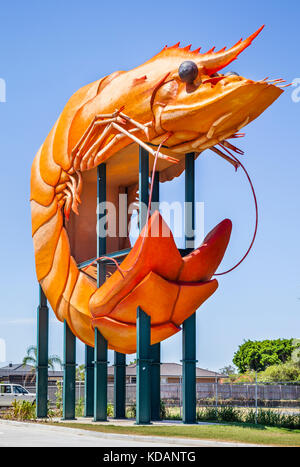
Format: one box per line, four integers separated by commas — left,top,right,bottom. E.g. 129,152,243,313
46,421,300,447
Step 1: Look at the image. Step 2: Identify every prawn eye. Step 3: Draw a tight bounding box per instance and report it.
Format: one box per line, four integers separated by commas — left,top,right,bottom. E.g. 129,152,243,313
178,61,198,83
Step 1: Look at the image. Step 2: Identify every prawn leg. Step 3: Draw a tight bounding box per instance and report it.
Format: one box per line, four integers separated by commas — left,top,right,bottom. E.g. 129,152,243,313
92,122,179,167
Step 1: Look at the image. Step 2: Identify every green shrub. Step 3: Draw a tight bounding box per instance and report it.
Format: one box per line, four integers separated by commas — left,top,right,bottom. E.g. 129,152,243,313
244,409,257,424
10,400,36,421
75,397,84,417
197,407,218,421
197,406,240,423
124,401,166,420
257,409,281,426
165,409,181,420
160,399,167,420
55,380,62,416
257,362,300,382
277,413,300,429
47,406,56,419
107,403,114,417
217,406,240,422
255,409,300,429
127,403,136,418
197,406,300,429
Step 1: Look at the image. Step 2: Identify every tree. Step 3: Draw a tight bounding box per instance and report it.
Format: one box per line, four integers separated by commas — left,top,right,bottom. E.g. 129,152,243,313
291,339,300,367
257,361,300,382
233,339,294,373
23,345,62,382
218,365,237,375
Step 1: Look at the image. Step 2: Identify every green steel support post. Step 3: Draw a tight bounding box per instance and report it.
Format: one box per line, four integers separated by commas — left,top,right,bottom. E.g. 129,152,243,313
36,285,49,418
182,153,197,424
135,146,152,424
150,171,161,421
139,146,149,229
63,320,76,420
113,352,126,418
94,163,108,422
97,163,107,286
84,345,94,417
151,171,160,213
94,328,108,421
150,343,161,420
136,307,151,424
113,179,127,419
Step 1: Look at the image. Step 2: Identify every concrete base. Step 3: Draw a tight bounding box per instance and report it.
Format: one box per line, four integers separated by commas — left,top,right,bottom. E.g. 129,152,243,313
51,416,216,427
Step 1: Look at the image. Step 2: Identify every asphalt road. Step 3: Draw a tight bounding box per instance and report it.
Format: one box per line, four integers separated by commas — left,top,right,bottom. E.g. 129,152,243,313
0,420,200,447
0,420,264,447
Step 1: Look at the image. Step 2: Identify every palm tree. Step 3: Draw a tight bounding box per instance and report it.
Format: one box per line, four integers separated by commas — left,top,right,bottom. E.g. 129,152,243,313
22,345,62,383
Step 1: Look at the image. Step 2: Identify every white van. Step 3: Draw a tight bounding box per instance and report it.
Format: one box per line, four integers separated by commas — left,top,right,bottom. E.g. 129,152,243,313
0,384,36,407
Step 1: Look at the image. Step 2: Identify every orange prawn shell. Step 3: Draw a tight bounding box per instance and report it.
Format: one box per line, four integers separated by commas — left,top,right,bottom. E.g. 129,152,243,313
30,27,283,353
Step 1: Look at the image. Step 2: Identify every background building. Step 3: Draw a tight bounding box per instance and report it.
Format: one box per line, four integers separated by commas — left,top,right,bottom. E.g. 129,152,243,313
107,363,224,384
0,363,63,386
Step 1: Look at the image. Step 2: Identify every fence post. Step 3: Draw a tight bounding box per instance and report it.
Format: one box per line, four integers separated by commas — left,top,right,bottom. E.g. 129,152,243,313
36,285,49,418
255,371,258,424
179,377,182,418
215,376,218,414
182,153,197,424
62,320,76,420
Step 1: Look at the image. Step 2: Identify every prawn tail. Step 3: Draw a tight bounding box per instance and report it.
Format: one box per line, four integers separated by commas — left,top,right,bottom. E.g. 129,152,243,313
30,79,104,346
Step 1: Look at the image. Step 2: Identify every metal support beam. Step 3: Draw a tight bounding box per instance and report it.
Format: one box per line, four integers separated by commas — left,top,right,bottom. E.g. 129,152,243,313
136,307,151,424
150,343,161,421
182,153,197,424
150,171,161,421
94,162,108,422
135,148,151,424
139,146,149,229
151,171,160,214
113,352,126,419
97,163,107,287
184,153,195,249
62,320,76,420
182,315,197,423
94,328,108,421
84,345,94,417
36,285,49,418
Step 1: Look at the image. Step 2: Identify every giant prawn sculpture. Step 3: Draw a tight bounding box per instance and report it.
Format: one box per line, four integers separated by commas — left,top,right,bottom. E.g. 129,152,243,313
31,26,284,353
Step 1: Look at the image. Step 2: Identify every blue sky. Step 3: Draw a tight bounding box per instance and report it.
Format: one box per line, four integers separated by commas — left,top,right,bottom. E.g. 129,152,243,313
0,0,299,371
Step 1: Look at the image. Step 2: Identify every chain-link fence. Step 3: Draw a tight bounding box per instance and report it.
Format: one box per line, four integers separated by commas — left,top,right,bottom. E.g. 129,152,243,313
23,381,300,412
